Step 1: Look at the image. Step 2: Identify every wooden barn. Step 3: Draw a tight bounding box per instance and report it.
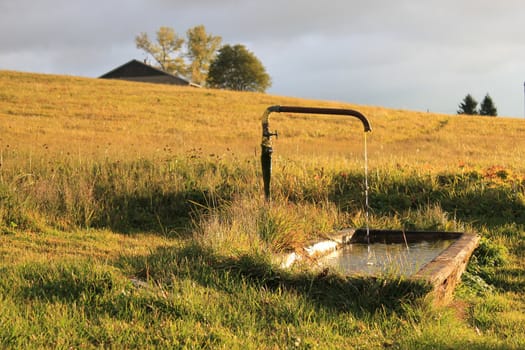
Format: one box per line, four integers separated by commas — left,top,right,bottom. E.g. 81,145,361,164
99,59,199,87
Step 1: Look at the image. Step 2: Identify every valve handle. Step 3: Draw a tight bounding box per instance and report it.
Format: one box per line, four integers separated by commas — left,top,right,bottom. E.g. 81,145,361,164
263,130,278,139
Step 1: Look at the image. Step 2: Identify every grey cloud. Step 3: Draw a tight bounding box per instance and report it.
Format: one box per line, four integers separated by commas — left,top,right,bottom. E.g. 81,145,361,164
1,0,147,50
2,0,525,116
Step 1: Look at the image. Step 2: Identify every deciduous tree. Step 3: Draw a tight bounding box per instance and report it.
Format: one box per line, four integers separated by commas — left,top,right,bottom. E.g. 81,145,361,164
135,26,186,75
206,44,271,92
186,25,222,86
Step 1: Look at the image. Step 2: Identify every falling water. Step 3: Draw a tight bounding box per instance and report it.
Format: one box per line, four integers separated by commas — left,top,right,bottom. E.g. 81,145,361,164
364,132,370,247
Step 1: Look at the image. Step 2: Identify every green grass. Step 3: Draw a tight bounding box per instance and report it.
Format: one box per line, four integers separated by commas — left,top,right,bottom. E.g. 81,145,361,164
1,70,524,348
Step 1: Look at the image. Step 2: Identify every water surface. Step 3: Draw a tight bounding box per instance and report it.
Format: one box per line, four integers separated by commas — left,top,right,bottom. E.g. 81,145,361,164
319,240,455,276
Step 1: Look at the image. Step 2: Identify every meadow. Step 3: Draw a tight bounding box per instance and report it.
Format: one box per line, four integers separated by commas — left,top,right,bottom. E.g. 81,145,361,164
0,70,524,348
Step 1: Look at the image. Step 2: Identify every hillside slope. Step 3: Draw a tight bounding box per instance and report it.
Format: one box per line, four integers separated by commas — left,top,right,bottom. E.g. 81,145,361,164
1,70,524,171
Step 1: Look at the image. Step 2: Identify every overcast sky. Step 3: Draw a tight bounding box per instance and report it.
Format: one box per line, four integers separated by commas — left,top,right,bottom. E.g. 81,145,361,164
2,0,525,117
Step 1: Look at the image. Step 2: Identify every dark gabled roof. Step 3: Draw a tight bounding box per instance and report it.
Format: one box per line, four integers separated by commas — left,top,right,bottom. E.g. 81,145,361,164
99,59,192,85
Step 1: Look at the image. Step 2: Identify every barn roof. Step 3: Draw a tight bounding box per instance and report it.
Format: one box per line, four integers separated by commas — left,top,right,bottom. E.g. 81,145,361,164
99,59,199,87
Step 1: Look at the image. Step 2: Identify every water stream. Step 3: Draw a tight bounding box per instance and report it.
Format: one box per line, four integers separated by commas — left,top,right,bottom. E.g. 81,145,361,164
363,132,370,245
364,132,372,265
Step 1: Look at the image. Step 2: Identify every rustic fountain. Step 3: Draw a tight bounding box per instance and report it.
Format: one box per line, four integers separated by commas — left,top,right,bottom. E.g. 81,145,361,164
260,105,480,305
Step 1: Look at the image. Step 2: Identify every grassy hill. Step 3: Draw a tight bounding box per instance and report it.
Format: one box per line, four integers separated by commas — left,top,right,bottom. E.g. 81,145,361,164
2,70,525,169
1,70,524,348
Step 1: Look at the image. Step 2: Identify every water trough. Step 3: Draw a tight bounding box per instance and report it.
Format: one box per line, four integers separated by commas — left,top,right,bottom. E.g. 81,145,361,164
280,229,479,306
260,105,480,305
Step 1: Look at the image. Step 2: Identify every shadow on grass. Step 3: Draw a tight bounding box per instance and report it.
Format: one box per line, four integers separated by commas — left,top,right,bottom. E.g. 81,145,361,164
329,172,525,227
16,263,116,302
475,267,525,293
119,243,432,315
90,190,204,235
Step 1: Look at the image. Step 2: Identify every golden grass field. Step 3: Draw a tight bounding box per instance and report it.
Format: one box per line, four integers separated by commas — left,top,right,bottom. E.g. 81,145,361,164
2,70,525,172
1,70,524,348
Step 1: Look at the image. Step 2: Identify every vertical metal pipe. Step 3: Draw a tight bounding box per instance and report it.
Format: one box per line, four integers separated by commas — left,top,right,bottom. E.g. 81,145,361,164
261,142,272,201
261,107,278,201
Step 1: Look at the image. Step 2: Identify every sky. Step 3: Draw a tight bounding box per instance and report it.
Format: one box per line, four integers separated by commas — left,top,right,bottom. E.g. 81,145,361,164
2,0,525,117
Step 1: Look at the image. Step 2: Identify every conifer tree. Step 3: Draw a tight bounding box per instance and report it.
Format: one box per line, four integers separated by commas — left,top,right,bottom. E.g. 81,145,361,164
479,94,498,116
457,94,478,115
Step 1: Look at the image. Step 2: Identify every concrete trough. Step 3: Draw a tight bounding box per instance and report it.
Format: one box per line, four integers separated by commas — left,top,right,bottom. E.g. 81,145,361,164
281,228,480,305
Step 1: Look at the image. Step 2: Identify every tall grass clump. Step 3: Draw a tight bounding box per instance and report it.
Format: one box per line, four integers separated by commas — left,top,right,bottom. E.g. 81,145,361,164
0,152,258,234
193,196,346,255
0,182,35,233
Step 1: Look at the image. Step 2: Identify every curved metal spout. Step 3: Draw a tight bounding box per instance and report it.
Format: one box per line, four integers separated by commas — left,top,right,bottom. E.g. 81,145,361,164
261,105,372,201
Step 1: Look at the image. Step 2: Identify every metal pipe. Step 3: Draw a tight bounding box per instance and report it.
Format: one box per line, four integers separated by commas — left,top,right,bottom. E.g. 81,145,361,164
261,105,372,201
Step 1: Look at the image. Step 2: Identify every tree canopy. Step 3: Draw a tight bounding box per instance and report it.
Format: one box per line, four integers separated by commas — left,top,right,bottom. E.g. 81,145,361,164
479,94,498,116
185,25,222,86
135,26,186,76
206,44,271,92
135,27,271,90
135,25,221,84
457,94,478,115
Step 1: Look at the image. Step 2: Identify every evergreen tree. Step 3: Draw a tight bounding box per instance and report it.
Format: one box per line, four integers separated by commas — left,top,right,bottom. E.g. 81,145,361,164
206,44,271,92
457,94,478,115
479,94,498,116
